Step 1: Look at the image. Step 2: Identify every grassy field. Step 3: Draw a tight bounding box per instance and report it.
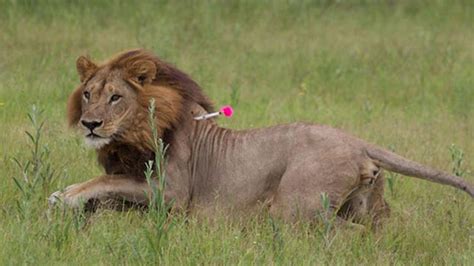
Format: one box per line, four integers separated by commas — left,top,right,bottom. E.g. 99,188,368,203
1,0,473,264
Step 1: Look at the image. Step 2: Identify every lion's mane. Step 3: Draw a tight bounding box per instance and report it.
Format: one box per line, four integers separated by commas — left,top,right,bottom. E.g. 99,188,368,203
67,49,214,151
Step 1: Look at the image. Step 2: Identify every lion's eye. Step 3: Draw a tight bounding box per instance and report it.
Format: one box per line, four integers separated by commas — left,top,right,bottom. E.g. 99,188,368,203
110,94,122,103
83,91,90,100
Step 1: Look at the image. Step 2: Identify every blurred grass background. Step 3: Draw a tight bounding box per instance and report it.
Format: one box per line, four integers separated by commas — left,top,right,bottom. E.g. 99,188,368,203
0,0,473,264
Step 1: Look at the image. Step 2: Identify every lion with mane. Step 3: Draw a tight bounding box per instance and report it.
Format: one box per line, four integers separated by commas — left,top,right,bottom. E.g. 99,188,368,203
49,49,473,227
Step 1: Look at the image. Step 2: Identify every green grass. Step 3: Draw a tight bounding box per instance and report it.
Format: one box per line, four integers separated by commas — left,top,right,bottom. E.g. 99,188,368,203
1,0,473,264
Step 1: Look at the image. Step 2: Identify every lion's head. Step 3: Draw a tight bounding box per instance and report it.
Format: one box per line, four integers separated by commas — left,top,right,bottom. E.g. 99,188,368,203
67,49,213,150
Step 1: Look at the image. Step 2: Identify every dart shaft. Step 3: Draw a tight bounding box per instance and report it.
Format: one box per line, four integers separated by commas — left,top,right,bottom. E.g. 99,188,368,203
194,112,220,120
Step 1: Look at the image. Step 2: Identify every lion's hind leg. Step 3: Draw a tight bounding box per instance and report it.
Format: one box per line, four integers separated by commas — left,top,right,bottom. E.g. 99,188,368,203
338,171,391,229
268,158,390,230
268,161,359,224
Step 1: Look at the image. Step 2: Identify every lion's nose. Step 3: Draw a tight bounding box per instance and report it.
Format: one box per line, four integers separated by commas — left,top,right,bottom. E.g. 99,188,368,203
81,120,103,131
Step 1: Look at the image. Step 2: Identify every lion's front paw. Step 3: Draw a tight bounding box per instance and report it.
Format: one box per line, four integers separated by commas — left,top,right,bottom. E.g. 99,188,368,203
48,190,63,207
48,184,86,209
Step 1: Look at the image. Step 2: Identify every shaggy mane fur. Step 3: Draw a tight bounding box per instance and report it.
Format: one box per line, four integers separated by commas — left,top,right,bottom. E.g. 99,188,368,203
106,49,214,113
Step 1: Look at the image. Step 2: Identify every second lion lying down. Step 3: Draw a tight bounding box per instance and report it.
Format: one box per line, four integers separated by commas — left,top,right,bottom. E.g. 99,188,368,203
49,49,473,227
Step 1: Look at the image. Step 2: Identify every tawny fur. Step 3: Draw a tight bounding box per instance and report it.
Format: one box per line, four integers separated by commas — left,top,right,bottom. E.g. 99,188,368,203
49,49,473,228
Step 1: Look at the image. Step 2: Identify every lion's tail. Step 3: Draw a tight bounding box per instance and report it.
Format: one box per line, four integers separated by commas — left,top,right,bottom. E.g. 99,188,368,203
366,145,474,198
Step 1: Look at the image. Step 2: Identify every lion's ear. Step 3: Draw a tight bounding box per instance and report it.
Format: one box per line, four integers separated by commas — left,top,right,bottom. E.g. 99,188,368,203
76,56,97,82
126,59,157,86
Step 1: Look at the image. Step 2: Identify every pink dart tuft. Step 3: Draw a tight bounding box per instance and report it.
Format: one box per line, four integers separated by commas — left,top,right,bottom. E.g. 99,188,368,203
220,105,234,117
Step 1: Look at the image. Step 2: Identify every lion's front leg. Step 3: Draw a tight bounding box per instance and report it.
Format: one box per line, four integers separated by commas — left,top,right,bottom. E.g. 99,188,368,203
48,175,152,210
